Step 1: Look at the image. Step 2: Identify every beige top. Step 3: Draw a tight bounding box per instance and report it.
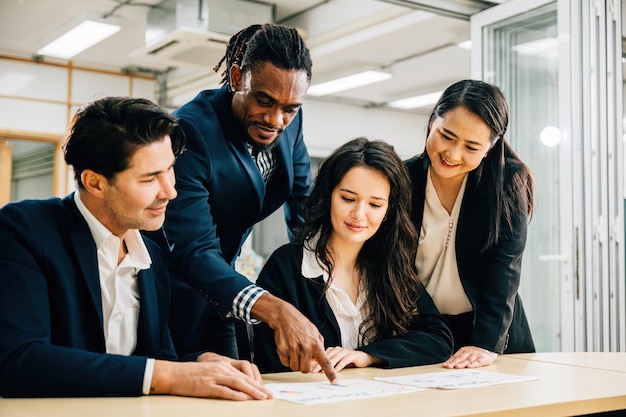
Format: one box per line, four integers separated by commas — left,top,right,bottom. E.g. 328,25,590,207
415,168,472,315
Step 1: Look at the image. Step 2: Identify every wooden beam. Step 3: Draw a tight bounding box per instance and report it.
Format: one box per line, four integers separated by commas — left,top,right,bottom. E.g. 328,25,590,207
0,140,12,206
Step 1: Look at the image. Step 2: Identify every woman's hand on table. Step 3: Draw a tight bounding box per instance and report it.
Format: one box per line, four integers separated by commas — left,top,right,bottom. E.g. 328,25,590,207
443,346,498,368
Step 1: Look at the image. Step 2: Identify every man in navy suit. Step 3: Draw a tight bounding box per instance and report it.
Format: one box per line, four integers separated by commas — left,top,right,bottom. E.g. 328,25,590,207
0,96,272,399
156,23,338,383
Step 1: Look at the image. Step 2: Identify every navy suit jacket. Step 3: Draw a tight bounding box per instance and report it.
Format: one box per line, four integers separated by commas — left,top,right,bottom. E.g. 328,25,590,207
0,195,178,397
153,86,312,356
405,156,534,354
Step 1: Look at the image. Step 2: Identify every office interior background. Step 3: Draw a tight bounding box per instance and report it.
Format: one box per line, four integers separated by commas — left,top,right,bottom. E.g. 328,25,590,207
0,0,624,354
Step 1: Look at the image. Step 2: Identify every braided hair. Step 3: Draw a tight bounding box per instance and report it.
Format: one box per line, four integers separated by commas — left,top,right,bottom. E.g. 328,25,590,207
213,23,312,89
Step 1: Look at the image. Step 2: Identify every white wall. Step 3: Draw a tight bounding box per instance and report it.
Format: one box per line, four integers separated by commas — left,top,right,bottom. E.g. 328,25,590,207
302,98,429,159
0,59,157,136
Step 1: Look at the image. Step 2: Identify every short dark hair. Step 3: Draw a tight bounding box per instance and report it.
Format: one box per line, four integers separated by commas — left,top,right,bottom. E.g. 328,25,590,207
63,96,185,188
214,23,312,87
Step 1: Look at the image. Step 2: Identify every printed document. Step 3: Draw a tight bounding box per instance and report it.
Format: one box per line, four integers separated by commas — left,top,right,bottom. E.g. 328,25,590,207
266,378,425,405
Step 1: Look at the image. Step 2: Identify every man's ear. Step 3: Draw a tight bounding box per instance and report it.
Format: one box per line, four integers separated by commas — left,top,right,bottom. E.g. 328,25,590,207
81,169,107,198
229,64,243,92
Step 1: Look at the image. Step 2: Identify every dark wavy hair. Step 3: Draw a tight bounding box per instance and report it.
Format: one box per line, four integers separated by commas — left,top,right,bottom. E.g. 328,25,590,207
298,137,422,343
64,96,185,189
423,79,535,251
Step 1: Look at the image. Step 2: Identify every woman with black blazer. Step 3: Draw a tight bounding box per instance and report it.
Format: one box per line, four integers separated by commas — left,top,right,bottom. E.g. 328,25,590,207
253,138,453,374
406,79,536,369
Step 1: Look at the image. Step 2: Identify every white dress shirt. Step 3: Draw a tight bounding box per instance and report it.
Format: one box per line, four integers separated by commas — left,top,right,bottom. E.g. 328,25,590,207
74,193,155,395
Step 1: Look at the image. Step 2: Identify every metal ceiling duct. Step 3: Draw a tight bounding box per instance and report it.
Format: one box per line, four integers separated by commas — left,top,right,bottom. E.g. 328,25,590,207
129,0,274,69
375,0,503,20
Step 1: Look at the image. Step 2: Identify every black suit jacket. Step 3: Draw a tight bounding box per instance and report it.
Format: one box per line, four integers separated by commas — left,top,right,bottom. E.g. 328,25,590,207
405,156,534,354
253,243,453,373
0,195,178,397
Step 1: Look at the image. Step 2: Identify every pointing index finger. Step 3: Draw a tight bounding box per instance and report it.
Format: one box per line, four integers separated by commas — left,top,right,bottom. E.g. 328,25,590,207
314,345,338,384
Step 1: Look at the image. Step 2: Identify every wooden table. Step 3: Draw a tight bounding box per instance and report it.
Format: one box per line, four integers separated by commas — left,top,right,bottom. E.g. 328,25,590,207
1,355,626,417
508,352,626,373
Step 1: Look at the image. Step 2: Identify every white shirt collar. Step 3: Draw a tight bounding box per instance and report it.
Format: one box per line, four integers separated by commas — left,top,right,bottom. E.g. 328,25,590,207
301,238,329,281
73,192,152,270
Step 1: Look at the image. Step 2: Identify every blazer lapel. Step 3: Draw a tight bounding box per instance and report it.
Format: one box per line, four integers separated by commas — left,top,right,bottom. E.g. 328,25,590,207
275,129,293,189
408,156,429,233
308,276,342,344
229,136,266,207
136,269,161,356
64,196,104,329
71,232,104,328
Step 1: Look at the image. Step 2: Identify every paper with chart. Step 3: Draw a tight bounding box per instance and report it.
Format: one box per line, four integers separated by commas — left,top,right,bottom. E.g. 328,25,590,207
375,369,540,389
265,378,425,405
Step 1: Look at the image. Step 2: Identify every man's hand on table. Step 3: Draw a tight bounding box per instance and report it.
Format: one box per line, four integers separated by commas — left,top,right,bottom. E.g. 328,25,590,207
152,358,273,400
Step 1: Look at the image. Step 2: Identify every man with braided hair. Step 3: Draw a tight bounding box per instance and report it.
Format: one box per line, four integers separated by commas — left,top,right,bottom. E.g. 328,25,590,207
150,23,338,384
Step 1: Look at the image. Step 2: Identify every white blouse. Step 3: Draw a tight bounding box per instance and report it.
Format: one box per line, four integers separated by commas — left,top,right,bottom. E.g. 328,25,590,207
301,245,368,349
415,168,472,315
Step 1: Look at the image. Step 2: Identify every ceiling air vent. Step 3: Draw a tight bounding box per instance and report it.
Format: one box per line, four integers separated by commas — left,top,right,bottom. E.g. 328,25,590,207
129,0,274,69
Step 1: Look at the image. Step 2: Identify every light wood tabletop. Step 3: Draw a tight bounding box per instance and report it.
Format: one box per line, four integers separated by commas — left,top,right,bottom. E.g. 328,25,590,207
1,354,626,417
508,352,626,373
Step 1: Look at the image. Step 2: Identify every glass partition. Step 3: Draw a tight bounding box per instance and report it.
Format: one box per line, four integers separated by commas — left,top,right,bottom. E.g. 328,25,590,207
472,0,567,351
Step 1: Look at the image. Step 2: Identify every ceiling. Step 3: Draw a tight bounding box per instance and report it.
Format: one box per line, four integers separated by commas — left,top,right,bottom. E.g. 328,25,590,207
0,0,510,114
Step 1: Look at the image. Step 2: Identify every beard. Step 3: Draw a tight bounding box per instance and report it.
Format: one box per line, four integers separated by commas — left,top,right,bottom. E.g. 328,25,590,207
247,139,279,153
245,132,282,153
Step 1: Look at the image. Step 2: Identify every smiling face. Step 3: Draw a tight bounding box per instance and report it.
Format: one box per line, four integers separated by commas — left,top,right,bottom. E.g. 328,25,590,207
230,61,309,149
84,136,177,237
426,106,493,185
329,166,390,249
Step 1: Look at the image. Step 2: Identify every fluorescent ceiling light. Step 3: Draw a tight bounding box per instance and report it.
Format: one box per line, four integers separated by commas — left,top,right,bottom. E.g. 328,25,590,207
37,18,121,59
388,91,443,110
307,70,392,96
